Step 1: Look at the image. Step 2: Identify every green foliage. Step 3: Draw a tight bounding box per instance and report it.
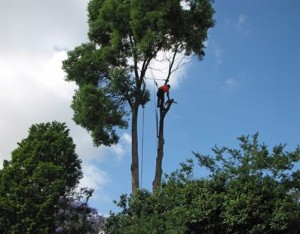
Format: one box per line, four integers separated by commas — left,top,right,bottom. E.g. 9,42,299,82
105,134,300,233
72,84,128,146
62,0,215,146
0,122,100,233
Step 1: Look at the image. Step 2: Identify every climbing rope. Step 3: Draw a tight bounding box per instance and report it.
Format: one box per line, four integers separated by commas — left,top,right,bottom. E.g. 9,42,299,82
154,81,159,140
144,77,166,81
140,71,167,187
149,69,160,140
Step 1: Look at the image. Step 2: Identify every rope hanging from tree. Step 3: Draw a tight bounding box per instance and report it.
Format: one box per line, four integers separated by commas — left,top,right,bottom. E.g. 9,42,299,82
140,71,169,188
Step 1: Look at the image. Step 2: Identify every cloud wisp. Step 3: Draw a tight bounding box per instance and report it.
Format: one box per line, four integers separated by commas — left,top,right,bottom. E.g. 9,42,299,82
208,40,223,66
235,14,251,35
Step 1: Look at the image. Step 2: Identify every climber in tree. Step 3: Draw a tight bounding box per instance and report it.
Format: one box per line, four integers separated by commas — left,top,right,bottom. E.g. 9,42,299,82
157,84,171,108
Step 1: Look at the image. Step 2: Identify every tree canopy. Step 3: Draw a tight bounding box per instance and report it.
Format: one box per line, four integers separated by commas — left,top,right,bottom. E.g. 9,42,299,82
105,134,300,233
0,122,104,233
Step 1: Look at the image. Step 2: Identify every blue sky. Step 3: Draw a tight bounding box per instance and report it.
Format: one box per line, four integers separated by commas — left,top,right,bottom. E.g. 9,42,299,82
1,0,299,215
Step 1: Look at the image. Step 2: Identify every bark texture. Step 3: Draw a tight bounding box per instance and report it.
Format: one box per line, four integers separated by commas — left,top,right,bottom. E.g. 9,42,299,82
131,107,139,193
153,99,174,192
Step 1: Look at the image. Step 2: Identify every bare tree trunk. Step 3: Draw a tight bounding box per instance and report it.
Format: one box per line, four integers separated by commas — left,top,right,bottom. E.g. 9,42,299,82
131,106,139,193
153,109,165,192
152,100,174,192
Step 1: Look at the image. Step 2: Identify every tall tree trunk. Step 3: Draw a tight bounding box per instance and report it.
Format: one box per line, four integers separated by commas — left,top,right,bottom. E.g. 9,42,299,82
152,100,174,192
131,106,139,193
153,109,165,192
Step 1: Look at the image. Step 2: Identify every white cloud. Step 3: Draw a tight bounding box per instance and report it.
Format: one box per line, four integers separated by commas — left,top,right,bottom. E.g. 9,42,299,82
235,14,250,35
237,14,247,31
222,77,240,92
80,163,110,191
0,51,77,160
214,48,223,65
223,14,250,35
209,40,223,66
0,1,100,165
77,133,132,205
114,133,132,158
0,0,89,57
0,49,131,164
225,78,238,87
0,0,93,162
79,162,112,204
145,51,192,89
95,133,132,162
122,132,132,145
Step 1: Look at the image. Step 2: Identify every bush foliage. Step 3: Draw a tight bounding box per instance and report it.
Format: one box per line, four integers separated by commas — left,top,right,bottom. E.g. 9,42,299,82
106,134,300,233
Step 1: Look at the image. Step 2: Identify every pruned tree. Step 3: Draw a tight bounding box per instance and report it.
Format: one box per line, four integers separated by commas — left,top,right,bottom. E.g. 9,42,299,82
153,98,175,192
63,0,215,193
